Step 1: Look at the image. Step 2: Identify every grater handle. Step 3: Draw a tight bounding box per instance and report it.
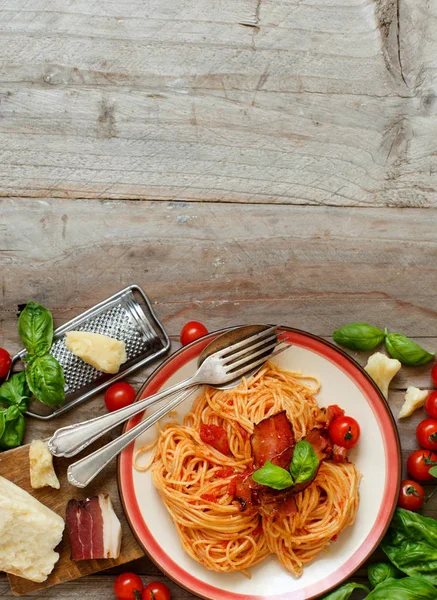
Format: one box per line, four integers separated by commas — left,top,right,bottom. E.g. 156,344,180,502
48,372,202,458
67,388,196,488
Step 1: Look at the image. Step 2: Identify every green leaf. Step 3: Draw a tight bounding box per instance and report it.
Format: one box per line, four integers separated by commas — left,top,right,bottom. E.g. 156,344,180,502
333,323,386,351
0,411,25,449
429,466,437,478
320,582,370,599
366,576,437,599
252,460,293,490
368,562,402,588
0,372,30,407
0,410,5,439
26,355,65,406
385,333,434,366
381,508,437,584
5,405,20,422
290,440,319,485
18,301,54,357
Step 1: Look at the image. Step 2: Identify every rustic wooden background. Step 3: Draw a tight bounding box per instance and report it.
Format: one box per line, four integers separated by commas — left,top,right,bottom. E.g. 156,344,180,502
1,0,437,597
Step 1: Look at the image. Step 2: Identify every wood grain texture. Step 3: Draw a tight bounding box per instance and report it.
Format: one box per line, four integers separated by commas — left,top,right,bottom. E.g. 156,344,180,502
0,442,143,596
0,0,436,205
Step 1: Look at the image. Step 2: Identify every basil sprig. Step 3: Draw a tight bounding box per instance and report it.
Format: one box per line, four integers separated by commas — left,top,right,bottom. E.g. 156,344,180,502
385,333,434,366
333,323,386,351
18,301,54,357
17,302,65,406
320,582,369,599
0,372,30,449
333,322,434,367
252,440,320,490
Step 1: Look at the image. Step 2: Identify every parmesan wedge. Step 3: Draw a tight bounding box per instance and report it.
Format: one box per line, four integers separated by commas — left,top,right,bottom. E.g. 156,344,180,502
29,440,60,490
65,331,127,374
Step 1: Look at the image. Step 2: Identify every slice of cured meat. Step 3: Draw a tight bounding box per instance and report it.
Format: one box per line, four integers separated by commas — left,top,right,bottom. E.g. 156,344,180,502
251,411,295,469
66,494,122,560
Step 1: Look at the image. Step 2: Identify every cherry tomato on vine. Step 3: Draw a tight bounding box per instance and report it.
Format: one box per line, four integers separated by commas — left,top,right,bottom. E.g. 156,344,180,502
0,348,12,379
397,479,425,511
105,382,136,412
142,581,171,600
417,418,437,451
180,321,208,346
425,391,437,419
328,416,360,449
407,449,437,481
114,572,143,600
432,363,437,388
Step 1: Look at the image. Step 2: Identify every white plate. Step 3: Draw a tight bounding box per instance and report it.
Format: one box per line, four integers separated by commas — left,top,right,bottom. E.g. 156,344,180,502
118,327,400,600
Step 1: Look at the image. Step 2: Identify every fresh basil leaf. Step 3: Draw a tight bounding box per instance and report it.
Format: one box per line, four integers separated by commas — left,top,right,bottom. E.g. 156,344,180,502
429,466,437,478
366,576,437,599
333,323,386,351
0,410,5,439
26,355,65,406
290,440,319,485
18,301,54,357
5,405,20,422
368,562,402,588
381,508,437,583
385,333,434,366
252,460,293,490
0,371,30,407
0,411,25,449
320,582,369,599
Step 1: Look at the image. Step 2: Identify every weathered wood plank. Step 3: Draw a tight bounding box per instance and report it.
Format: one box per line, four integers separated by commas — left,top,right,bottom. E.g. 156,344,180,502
1,198,436,339
0,0,436,205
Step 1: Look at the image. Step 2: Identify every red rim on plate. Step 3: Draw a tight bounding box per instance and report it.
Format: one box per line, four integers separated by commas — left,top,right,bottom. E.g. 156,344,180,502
118,327,401,600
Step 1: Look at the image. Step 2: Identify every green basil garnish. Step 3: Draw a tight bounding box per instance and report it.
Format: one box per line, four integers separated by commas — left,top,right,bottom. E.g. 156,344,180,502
290,440,319,485
320,582,370,599
26,354,65,406
18,301,54,357
385,333,434,366
366,576,437,599
252,460,293,490
368,562,402,588
0,371,30,407
333,323,386,351
381,508,437,583
429,466,437,478
0,410,25,449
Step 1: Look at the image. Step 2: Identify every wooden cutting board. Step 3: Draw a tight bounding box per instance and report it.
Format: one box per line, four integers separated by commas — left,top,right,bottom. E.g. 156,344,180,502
0,439,144,596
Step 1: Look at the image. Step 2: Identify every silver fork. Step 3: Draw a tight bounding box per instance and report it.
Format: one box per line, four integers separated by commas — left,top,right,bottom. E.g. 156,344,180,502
66,330,289,488
49,325,287,459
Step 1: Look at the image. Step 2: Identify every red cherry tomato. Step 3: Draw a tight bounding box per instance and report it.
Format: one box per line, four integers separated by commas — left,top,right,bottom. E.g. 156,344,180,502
105,382,136,412
328,416,360,449
0,348,12,379
180,321,208,346
417,419,437,451
397,479,425,511
200,423,230,455
432,363,437,388
114,573,143,600
142,582,171,600
407,449,437,481
425,391,437,419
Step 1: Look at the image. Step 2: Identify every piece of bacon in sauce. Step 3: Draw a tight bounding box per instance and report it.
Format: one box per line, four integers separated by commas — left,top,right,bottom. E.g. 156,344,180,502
250,410,295,469
66,494,122,560
332,444,347,463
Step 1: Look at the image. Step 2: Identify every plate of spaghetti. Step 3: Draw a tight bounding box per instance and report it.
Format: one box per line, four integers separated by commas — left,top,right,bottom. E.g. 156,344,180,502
118,327,400,600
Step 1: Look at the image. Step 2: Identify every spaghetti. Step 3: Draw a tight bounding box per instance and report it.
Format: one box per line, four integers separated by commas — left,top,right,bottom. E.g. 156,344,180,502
142,363,360,577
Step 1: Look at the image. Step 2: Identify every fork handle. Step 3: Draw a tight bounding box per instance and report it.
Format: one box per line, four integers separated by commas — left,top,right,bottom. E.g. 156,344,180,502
67,388,196,488
48,373,199,458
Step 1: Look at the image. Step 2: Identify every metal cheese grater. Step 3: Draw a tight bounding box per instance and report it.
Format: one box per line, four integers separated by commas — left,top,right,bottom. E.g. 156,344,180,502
11,285,170,420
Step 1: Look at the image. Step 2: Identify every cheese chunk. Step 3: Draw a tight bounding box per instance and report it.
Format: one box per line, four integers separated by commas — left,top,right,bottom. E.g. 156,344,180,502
29,440,60,490
399,386,429,419
0,475,64,582
65,331,127,374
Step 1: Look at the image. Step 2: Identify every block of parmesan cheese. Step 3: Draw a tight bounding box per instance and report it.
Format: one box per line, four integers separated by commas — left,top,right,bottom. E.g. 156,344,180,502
65,331,127,374
0,475,64,582
29,440,60,489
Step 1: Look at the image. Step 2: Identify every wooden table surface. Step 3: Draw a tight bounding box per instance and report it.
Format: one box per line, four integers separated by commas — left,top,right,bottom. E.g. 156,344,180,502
1,0,437,598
